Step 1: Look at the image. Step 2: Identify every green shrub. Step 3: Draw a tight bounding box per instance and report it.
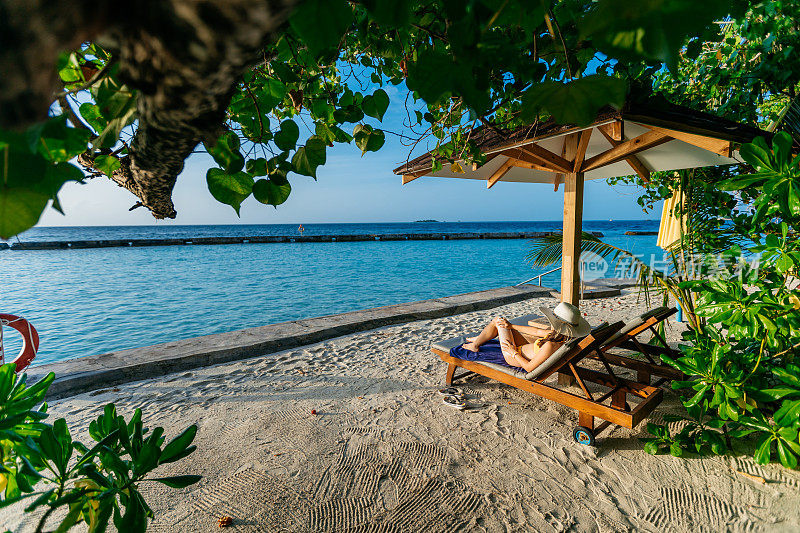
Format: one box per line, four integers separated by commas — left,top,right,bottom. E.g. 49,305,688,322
642,133,800,469
0,364,200,532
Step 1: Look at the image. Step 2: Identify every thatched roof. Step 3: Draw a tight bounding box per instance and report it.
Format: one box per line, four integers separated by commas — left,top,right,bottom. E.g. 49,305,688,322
394,101,768,177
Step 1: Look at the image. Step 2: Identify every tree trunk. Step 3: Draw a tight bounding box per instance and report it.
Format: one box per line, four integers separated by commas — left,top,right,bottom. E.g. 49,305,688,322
0,0,297,218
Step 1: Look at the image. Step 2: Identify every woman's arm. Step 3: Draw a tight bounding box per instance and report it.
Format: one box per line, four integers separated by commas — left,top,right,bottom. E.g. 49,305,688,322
507,341,560,373
510,324,551,338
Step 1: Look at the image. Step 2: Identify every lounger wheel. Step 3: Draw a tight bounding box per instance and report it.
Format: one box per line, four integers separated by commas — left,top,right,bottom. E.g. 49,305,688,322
573,426,595,446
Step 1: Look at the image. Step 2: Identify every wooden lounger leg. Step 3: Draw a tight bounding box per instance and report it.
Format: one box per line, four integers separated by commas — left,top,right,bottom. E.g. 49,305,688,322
557,371,575,386
578,411,594,430
637,369,651,385
611,389,627,410
445,363,456,385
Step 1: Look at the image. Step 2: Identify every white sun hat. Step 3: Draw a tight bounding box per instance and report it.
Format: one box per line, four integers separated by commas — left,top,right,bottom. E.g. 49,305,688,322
538,302,591,338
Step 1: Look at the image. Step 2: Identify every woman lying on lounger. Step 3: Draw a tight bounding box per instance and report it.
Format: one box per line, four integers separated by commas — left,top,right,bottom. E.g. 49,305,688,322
454,302,591,372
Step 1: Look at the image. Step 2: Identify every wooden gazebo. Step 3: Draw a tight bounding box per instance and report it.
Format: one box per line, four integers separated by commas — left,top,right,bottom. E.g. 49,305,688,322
394,101,768,305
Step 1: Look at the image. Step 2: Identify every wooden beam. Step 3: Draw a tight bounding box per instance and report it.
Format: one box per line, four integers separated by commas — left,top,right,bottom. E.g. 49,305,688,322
554,137,568,191
402,174,421,184
597,126,651,183
639,124,732,157
487,158,515,188
501,146,567,173
582,130,672,172
508,160,558,172
573,129,592,172
561,134,583,307
515,142,572,173
606,120,623,141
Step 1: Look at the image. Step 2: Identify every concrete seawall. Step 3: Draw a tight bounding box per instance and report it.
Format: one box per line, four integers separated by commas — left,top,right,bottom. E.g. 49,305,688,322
5,231,603,250
27,284,553,399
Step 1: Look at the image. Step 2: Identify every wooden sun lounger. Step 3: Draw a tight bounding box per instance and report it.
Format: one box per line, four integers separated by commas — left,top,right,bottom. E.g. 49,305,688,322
431,322,664,445
587,306,684,386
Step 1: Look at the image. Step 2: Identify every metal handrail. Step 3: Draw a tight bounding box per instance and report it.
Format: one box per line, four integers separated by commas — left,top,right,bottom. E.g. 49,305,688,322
515,265,562,287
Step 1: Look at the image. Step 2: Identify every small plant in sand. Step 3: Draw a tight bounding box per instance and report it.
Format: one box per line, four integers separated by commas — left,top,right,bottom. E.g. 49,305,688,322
0,364,200,532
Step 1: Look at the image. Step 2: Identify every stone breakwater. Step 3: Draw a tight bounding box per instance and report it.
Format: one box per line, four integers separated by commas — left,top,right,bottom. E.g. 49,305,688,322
2,231,604,250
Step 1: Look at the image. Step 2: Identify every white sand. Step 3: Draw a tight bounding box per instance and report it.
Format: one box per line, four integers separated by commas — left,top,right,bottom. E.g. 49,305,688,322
6,293,800,532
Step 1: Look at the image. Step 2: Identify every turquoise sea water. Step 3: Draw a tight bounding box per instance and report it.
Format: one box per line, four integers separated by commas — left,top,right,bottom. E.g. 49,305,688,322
0,221,662,365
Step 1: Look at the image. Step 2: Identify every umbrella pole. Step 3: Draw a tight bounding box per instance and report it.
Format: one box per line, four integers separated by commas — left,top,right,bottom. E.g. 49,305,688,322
561,171,584,307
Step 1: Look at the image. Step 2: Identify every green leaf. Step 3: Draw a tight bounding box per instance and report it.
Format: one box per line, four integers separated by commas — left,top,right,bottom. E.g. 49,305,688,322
205,131,244,173
151,475,202,488
253,178,292,206
774,400,800,427
94,155,121,178
134,442,161,475
273,120,300,152
669,442,683,457
54,502,84,533
776,439,798,469
0,187,50,240
246,158,268,177
79,103,108,134
253,78,287,111
28,116,91,163
642,439,660,455
291,137,327,178
206,169,254,215
362,89,390,121
315,123,352,144
160,425,198,464
520,76,627,126
363,0,412,28
353,124,385,154
579,0,737,71
684,384,710,408
754,434,773,465
289,0,352,56
739,139,774,172
88,500,114,533
405,49,458,107
117,491,147,533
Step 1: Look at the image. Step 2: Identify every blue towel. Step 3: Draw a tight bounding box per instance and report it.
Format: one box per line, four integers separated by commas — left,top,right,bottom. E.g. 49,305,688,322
449,339,513,368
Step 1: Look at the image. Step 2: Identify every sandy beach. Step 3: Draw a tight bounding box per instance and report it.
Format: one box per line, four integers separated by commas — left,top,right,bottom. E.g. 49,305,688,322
6,293,800,532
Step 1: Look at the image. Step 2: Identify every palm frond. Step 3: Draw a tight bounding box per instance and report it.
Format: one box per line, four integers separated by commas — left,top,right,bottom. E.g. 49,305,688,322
525,231,629,267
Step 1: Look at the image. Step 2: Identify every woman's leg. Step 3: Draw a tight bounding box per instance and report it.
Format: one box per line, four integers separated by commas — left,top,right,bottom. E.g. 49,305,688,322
462,317,502,351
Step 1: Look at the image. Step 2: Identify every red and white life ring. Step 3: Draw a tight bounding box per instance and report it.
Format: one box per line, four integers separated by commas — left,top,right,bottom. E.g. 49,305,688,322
0,314,39,372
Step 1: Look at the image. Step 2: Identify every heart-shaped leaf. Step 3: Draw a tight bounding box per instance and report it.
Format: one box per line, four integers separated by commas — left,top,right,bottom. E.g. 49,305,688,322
291,136,327,178
206,168,253,215
520,75,627,126
253,176,292,206
94,155,121,178
289,0,352,56
353,124,385,154
205,131,244,173
0,187,50,240
274,120,300,152
362,89,390,121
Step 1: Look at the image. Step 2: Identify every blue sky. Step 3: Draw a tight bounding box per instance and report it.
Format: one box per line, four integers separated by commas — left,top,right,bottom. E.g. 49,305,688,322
39,85,659,227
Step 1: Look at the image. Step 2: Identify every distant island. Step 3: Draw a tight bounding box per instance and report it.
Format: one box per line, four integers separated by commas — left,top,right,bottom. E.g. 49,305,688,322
414,219,440,223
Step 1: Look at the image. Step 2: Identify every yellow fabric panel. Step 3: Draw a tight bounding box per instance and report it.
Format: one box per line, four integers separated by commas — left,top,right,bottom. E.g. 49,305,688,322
657,187,685,250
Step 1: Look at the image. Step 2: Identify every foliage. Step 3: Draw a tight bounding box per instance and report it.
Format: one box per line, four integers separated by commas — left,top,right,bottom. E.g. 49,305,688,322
651,1,800,128
643,134,800,468
0,0,773,237
0,364,200,532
